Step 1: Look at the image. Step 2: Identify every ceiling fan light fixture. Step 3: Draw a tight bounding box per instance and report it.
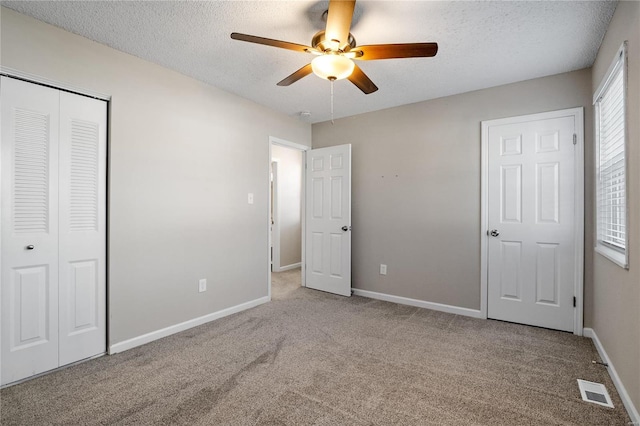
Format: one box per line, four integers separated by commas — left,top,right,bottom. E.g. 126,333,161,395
311,54,354,81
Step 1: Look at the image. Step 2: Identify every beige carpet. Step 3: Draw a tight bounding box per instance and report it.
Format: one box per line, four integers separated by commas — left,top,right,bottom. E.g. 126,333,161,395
0,269,630,425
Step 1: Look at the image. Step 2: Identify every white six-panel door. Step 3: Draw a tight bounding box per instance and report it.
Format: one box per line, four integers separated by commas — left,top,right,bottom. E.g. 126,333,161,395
305,145,352,296
1,77,107,385
486,113,577,332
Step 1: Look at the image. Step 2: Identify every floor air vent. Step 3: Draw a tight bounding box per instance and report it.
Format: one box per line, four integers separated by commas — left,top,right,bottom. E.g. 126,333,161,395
577,379,614,408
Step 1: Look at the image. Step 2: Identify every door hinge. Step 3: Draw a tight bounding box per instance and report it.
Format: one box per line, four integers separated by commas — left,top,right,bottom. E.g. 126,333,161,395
573,134,577,145
573,296,576,307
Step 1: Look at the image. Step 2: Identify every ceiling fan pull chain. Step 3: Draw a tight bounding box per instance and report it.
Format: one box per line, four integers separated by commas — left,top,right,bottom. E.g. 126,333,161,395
331,79,335,125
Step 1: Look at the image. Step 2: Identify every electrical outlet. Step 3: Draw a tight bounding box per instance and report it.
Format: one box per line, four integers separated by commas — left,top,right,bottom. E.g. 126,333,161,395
380,264,387,275
199,278,207,292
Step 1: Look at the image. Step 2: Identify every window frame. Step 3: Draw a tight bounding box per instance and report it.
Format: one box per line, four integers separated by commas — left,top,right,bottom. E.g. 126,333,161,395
593,41,629,269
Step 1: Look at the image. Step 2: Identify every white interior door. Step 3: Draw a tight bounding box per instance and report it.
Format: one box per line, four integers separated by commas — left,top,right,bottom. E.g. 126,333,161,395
305,144,351,296
58,91,107,365
1,77,61,384
487,113,577,332
1,77,107,385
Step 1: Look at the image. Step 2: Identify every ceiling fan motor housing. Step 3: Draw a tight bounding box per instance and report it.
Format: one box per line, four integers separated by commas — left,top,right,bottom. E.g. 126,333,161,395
311,31,357,53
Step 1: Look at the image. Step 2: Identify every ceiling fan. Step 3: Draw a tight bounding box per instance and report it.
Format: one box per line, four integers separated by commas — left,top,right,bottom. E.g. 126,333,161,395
230,0,438,94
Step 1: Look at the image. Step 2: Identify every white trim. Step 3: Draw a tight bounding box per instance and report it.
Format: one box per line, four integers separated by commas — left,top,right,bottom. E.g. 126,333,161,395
273,262,301,272
584,328,640,423
480,107,585,335
573,107,585,336
268,142,272,301
480,121,490,319
109,296,269,354
0,66,111,101
270,137,310,152
300,151,306,289
594,245,628,269
352,289,484,319
271,161,281,271
268,136,309,300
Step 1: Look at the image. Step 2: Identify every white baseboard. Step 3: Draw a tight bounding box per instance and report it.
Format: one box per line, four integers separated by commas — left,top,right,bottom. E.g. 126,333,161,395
352,289,484,319
273,262,301,272
584,327,639,423
109,296,270,354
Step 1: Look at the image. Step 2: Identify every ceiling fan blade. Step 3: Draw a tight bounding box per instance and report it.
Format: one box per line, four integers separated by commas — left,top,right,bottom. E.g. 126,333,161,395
348,64,378,94
325,0,356,48
231,33,311,53
277,64,313,86
353,43,438,60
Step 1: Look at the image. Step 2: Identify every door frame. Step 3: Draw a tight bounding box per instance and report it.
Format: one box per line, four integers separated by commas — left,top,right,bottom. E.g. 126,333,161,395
267,136,309,300
480,107,584,336
0,68,112,367
270,161,281,271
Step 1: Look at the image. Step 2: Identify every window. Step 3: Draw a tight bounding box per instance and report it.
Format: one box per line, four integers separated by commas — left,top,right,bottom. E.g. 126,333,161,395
594,42,628,268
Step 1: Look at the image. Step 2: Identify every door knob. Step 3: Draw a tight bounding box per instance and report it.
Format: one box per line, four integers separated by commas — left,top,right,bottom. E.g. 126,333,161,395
489,230,500,237
341,226,351,232
26,245,34,250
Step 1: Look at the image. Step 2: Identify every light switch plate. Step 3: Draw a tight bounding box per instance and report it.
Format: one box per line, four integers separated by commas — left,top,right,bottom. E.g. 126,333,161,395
248,193,254,204
380,264,387,275
199,278,207,292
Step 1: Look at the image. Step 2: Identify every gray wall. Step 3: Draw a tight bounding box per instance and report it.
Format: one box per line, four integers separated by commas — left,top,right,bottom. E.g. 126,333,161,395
313,69,592,310
590,0,640,411
271,145,302,268
0,8,311,345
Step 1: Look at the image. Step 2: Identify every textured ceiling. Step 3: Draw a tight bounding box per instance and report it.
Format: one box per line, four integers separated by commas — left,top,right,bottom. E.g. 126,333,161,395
2,1,617,123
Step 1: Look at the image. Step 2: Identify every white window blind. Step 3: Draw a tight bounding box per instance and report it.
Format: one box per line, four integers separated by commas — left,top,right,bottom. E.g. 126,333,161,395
594,43,627,267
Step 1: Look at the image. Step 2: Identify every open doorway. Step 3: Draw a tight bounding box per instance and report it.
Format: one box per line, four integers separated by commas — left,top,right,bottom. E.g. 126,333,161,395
269,137,308,300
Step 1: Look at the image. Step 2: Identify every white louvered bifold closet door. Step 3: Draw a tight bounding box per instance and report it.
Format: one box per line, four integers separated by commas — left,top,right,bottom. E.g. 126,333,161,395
1,77,107,386
58,91,107,366
1,78,61,384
